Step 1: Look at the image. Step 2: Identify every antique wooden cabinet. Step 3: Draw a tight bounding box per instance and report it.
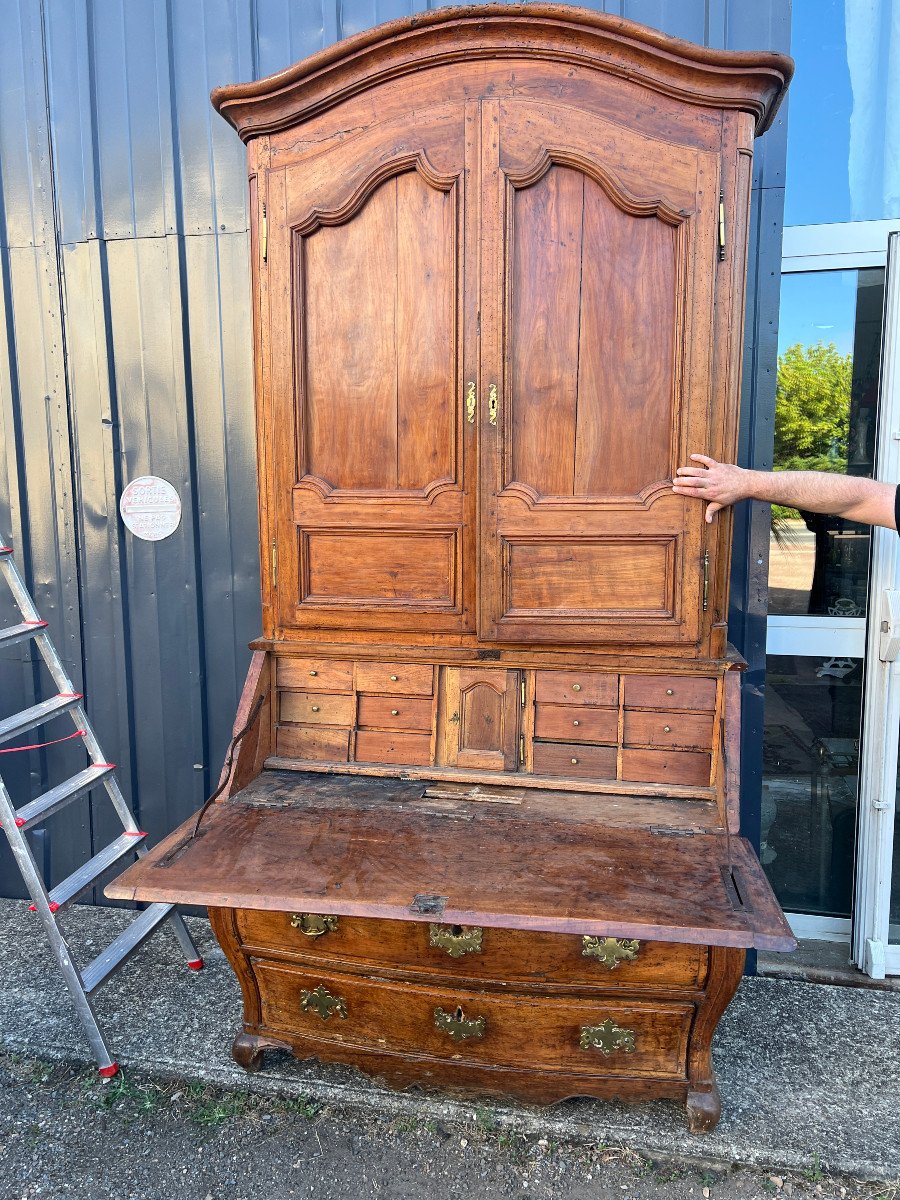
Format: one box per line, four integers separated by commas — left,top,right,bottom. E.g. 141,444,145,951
108,5,795,1131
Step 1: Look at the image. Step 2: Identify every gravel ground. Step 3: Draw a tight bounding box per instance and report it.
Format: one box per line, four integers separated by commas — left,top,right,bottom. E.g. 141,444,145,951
0,1052,895,1200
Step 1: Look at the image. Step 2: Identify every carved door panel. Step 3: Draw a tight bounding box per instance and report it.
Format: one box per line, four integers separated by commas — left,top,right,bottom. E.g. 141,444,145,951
265,104,476,634
477,99,720,646
439,668,522,772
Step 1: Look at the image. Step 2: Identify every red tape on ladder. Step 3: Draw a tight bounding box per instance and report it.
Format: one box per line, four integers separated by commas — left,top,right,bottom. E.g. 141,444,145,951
0,729,86,756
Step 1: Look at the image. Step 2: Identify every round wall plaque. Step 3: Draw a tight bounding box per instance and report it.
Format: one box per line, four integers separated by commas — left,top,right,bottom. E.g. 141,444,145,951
119,476,182,542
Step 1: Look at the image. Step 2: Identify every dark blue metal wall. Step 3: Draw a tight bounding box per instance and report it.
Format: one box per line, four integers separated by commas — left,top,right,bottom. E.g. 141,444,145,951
0,0,790,900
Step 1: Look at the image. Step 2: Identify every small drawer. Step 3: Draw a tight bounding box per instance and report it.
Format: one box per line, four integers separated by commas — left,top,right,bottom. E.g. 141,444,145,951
620,748,711,787
534,704,617,744
275,724,350,762
354,729,432,766
623,675,717,712
280,691,355,726
276,657,353,693
255,960,691,1079
234,910,708,991
535,671,617,706
355,662,434,696
357,695,433,733
623,710,714,752
532,742,617,781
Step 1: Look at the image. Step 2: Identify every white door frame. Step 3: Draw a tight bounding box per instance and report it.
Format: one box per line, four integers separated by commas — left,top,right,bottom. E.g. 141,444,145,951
770,222,900,956
853,231,900,977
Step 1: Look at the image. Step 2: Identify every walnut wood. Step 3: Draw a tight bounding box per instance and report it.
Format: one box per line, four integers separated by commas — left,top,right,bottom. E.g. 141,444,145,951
105,6,794,1131
109,771,795,952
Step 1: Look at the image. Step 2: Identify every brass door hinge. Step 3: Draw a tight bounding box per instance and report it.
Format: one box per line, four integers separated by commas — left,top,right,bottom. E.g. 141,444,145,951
519,733,525,765
260,201,268,263
271,539,277,589
520,678,526,707
702,548,710,611
717,192,726,261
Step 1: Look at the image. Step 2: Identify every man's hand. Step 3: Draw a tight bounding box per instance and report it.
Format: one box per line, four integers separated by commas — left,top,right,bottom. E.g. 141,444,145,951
672,455,751,523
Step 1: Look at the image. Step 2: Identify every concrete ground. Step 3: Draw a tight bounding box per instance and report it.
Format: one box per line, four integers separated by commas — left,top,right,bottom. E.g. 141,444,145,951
0,900,898,1193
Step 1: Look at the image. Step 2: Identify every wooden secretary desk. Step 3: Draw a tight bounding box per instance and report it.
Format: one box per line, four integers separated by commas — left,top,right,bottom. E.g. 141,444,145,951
108,5,795,1131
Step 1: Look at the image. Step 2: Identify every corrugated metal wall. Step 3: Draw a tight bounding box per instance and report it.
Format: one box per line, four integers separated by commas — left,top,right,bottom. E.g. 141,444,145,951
0,0,791,900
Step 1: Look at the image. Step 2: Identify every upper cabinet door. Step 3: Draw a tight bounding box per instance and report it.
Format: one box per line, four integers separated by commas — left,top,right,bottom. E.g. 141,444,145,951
478,99,720,646
265,105,476,635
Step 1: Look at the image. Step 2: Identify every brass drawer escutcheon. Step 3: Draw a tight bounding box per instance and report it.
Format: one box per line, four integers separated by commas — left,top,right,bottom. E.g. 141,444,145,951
579,1019,636,1055
429,923,483,957
300,985,348,1021
582,936,641,969
290,913,339,938
434,1005,486,1041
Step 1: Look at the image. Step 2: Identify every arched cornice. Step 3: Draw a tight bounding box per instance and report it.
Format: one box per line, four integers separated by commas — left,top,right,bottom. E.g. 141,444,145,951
211,4,792,143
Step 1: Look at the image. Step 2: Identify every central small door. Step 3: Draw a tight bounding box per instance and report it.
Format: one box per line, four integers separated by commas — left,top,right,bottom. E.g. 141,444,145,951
477,99,720,646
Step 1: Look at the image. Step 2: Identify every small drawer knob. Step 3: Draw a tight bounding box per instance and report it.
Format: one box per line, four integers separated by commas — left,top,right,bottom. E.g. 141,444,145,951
390,674,398,681
666,688,674,695
391,709,399,716
572,683,581,692
663,725,671,733
309,670,318,677
571,757,578,765
311,705,320,712
573,720,580,727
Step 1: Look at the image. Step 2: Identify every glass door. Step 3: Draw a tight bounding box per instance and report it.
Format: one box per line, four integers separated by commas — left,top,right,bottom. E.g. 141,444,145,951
763,262,886,935
854,232,900,977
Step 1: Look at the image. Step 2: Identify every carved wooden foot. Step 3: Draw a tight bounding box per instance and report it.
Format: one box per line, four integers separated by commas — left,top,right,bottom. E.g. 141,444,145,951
232,1032,267,1073
686,1082,721,1133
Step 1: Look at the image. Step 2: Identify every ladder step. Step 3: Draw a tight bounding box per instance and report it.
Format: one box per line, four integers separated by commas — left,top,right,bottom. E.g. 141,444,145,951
80,902,172,994
0,692,82,747
13,763,114,831
40,831,148,912
0,620,47,649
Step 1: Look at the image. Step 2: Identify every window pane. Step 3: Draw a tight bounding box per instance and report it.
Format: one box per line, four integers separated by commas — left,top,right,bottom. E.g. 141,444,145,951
768,268,884,617
786,0,900,226
763,655,862,917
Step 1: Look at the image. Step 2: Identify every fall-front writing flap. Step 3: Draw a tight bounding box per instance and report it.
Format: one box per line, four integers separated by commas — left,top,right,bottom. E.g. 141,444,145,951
106,771,795,952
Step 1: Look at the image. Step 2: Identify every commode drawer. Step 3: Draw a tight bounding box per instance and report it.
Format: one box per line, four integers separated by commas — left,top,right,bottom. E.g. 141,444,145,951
280,691,355,726
235,911,708,991
355,662,435,696
276,658,354,693
535,671,618,706
623,675,716,712
532,742,617,780
623,710,714,751
275,726,350,761
254,961,692,1078
356,695,433,732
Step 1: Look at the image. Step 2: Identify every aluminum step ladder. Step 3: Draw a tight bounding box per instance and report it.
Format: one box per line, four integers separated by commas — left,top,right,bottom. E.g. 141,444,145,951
0,542,203,1077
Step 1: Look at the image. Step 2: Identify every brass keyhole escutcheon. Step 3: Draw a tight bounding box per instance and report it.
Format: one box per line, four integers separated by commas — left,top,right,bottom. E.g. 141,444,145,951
434,1005,486,1041
488,383,498,425
465,381,476,424
429,923,483,957
582,936,641,969
290,913,339,938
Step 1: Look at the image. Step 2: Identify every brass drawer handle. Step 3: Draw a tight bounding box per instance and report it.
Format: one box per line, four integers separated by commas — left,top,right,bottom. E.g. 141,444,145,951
290,913,339,938
582,936,641,969
390,674,399,681
391,709,400,716
572,683,581,692
573,720,580,727
663,725,671,733
311,705,320,712
309,670,318,676
434,1005,485,1041
300,984,347,1021
571,757,578,764
666,688,674,695
429,923,483,957
580,1019,636,1055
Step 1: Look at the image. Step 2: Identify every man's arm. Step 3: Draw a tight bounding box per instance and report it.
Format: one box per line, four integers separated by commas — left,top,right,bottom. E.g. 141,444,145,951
672,454,898,529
